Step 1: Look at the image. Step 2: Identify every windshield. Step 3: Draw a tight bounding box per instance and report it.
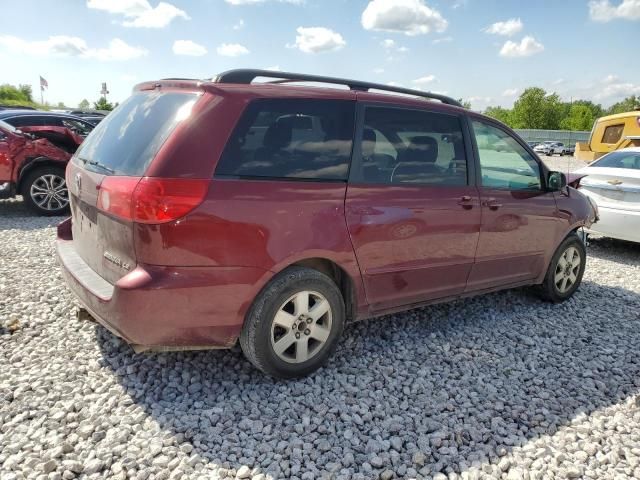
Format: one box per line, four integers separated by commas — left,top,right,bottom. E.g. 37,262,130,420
75,91,199,176
0,119,18,134
592,150,640,170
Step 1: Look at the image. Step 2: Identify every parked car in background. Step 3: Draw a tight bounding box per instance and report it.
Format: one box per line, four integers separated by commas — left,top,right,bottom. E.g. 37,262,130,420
0,112,94,215
57,69,597,378
575,110,640,162
527,141,540,148
534,141,571,156
573,147,640,243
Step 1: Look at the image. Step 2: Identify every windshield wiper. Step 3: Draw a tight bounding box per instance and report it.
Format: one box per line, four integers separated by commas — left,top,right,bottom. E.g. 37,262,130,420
85,160,115,174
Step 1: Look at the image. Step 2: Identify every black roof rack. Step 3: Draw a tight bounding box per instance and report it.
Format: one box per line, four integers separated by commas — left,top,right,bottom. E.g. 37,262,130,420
213,69,463,108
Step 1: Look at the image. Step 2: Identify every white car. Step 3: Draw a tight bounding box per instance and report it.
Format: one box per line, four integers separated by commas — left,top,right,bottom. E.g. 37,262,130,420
574,147,640,243
534,142,569,156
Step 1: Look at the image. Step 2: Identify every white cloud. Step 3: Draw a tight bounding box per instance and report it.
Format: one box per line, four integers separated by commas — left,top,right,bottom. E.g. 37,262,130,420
172,40,207,56
87,0,189,28
225,0,303,4
413,75,436,85
484,18,523,36
217,43,250,56
603,74,620,84
90,38,149,60
467,96,493,108
291,27,346,53
594,81,640,100
0,35,147,61
499,36,544,58
589,0,640,22
552,78,565,85
373,67,385,74
432,36,453,44
502,88,520,97
362,0,448,36
233,19,245,30
381,39,396,48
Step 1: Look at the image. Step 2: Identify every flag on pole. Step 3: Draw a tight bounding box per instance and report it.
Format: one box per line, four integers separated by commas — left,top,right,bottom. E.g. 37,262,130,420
40,76,48,90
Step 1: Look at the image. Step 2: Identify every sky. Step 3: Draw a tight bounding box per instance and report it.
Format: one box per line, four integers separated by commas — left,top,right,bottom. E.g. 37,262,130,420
0,0,639,111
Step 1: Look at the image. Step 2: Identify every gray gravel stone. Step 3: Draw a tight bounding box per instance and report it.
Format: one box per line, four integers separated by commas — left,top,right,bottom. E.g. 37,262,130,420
1,178,640,479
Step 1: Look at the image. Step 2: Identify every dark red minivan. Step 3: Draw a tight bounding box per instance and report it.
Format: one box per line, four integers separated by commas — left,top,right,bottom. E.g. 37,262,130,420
57,70,597,378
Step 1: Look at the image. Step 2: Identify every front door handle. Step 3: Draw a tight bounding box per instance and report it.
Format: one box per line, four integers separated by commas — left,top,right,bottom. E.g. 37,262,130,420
482,198,503,210
458,195,474,210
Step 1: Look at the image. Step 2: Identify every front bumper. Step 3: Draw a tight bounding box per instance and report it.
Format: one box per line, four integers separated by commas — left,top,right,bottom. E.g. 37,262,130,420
585,206,640,243
56,228,270,350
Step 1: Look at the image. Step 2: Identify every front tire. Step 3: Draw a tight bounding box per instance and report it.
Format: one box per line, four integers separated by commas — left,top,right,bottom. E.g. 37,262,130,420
240,267,345,378
21,166,69,216
538,233,586,303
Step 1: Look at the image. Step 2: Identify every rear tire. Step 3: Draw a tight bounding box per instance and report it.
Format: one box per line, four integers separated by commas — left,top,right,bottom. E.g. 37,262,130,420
21,166,69,216
538,233,586,303
240,266,345,378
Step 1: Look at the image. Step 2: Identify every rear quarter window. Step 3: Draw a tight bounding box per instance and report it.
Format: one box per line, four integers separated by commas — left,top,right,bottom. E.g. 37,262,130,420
215,99,356,181
75,91,199,176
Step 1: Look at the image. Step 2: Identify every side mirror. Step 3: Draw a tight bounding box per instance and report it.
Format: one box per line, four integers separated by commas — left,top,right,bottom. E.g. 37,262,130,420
548,171,567,191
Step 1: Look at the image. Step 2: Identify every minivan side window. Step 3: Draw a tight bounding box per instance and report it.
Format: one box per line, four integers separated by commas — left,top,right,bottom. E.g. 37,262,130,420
352,106,468,185
472,120,541,190
216,99,355,181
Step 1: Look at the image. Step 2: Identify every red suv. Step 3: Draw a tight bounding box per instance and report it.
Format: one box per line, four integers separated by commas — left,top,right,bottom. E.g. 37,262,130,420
0,112,94,214
57,70,597,378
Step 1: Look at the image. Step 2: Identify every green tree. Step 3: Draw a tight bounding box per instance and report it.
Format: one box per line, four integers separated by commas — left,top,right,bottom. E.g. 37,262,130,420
484,106,513,126
510,87,563,129
0,84,29,102
607,96,639,115
18,84,33,102
457,98,472,109
94,97,114,111
56,101,65,108
560,105,596,131
78,99,90,109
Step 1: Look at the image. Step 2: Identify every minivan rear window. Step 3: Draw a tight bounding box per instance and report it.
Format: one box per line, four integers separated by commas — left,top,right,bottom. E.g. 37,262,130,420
75,91,198,176
216,99,355,181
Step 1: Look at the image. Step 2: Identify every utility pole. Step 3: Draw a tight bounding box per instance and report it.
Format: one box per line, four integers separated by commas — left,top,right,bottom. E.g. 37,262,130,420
100,82,109,101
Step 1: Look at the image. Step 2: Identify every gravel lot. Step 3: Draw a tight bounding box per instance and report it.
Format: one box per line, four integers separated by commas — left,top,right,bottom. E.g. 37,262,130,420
2,155,640,480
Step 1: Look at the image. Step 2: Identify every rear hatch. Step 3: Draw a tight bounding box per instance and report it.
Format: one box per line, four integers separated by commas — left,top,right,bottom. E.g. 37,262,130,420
67,90,201,284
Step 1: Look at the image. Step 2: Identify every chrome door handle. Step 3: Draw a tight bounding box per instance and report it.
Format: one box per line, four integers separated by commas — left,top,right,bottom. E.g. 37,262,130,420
458,195,473,209
482,198,502,210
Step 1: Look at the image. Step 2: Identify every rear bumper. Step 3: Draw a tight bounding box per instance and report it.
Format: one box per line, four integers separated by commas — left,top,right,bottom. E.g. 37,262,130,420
56,224,271,349
585,206,640,243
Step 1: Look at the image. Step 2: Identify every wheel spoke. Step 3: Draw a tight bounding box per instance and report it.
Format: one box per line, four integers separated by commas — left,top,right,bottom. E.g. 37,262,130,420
295,338,309,362
273,310,296,329
557,256,567,269
308,299,330,321
561,277,569,292
568,271,577,283
31,185,48,193
293,291,309,316
309,323,330,343
273,332,297,356
554,270,564,284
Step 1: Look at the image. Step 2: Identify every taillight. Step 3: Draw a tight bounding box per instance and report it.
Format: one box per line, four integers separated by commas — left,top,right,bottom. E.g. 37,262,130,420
97,177,209,224
98,177,141,220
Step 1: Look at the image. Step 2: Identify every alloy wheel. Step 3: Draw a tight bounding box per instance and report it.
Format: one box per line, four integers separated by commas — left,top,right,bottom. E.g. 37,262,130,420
554,246,582,294
270,290,332,364
30,174,68,211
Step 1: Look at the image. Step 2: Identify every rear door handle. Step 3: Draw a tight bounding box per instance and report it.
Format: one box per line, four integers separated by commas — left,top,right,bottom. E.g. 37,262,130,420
458,195,474,209
482,198,503,210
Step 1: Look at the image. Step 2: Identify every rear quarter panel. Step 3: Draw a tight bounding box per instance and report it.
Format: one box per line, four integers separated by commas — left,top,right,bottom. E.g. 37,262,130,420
134,179,368,318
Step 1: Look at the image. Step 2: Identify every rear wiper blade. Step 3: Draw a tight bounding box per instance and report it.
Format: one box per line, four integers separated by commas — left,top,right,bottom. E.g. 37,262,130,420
86,160,115,174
